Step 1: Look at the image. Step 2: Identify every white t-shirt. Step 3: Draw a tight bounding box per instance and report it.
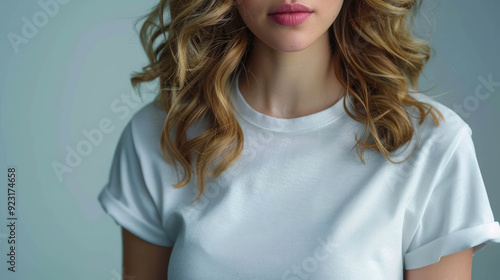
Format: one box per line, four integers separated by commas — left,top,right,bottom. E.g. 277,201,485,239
98,73,500,279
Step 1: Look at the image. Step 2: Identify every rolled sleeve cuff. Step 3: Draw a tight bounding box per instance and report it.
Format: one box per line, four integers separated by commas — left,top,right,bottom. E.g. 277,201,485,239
98,186,174,247
405,221,500,270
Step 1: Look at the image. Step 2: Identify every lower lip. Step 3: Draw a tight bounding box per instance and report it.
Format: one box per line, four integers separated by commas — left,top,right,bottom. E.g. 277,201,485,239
267,12,312,26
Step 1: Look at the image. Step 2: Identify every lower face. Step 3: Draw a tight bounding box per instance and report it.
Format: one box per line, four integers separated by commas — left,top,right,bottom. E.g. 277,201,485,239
235,0,345,52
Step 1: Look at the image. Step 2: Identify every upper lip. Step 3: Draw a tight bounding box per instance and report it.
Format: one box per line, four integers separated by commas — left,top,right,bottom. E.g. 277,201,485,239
268,3,313,15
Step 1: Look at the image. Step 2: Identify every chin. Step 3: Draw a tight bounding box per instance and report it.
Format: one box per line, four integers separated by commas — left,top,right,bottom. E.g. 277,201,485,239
266,37,315,53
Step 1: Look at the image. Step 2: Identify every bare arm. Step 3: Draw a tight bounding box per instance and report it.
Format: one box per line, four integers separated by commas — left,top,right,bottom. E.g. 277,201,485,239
122,227,173,280
404,248,473,280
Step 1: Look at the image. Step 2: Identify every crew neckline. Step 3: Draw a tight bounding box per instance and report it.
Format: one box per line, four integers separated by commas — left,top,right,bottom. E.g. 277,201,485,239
230,71,351,133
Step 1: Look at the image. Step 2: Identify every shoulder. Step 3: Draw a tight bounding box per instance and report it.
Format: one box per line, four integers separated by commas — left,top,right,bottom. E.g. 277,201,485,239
118,102,189,197
114,100,169,166
129,100,168,140
125,100,209,163
410,91,471,138
128,100,209,142
390,92,473,163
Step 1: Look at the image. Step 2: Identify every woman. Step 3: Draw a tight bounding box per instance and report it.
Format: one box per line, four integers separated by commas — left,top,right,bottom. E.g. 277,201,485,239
97,0,500,279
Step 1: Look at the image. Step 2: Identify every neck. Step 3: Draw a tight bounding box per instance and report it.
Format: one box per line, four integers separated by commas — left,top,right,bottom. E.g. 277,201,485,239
238,31,345,119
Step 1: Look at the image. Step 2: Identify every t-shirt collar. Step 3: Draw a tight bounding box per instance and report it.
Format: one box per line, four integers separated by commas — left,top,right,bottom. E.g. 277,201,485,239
229,70,351,133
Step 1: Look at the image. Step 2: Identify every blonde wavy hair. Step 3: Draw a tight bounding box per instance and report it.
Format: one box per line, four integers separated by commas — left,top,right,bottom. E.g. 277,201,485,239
130,0,444,202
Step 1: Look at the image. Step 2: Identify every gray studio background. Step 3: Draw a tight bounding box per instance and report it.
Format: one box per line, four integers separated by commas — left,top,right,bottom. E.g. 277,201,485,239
0,0,499,279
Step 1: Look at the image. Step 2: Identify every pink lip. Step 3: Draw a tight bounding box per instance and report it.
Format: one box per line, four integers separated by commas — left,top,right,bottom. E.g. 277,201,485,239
267,13,312,26
267,3,313,26
268,3,312,14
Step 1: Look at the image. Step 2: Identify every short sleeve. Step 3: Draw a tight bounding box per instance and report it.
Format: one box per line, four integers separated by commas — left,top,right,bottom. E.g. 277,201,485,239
404,126,500,270
97,122,173,247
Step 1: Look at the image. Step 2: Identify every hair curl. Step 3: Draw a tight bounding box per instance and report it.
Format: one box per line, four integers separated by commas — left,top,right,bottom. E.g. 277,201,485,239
130,0,444,202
